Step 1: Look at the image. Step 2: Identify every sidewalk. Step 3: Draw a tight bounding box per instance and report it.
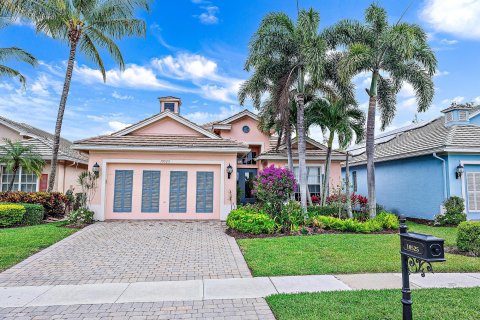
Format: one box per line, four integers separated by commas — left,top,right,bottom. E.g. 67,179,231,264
2,273,480,308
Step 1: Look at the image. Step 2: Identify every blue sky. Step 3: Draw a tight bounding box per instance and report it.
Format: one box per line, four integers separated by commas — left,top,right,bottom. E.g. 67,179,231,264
1,0,480,143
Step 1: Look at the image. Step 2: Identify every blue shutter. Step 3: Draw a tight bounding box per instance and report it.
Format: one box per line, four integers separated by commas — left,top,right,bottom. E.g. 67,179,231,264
113,170,133,212
196,171,214,213
169,171,187,213
142,170,160,212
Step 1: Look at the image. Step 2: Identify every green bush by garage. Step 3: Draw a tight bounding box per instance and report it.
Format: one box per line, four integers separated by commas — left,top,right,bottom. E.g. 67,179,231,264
0,204,26,227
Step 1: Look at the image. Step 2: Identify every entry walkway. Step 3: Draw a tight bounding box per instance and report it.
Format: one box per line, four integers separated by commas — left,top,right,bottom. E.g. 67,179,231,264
1,273,480,309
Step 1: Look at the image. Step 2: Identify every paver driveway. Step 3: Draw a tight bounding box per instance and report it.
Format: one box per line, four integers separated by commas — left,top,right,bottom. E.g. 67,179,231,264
0,221,251,287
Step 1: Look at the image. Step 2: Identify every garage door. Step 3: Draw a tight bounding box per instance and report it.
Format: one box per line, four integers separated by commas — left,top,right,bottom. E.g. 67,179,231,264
105,163,221,220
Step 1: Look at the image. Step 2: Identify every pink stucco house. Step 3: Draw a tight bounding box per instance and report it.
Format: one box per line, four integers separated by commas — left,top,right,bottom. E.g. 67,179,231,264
73,96,345,221
0,116,88,193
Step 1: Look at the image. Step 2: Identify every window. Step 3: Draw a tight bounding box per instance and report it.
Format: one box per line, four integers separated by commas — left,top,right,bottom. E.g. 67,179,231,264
238,152,257,165
242,125,250,133
0,166,38,192
352,171,357,193
293,166,323,197
196,172,214,213
164,102,175,112
113,170,133,212
142,171,160,213
459,110,468,121
169,171,187,213
467,172,480,212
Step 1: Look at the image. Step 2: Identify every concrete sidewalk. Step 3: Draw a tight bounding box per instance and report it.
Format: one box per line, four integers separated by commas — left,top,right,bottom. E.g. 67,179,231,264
2,273,480,309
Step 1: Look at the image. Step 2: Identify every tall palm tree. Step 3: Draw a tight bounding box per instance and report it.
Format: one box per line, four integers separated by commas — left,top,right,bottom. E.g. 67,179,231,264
323,4,437,217
6,0,149,191
240,9,329,211
0,139,45,192
306,96,365,206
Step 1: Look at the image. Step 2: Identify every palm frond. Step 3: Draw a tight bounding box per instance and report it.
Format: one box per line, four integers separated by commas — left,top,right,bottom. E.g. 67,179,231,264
79,33,106,81
376,76,397,130
0,47,37,65
0,64,26,86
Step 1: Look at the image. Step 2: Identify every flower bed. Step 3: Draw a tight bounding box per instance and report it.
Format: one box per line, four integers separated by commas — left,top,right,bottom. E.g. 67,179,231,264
0,192,69,218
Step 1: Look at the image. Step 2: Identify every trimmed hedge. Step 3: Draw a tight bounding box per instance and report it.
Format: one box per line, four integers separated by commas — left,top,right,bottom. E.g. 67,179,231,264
0,192,69,218
20,203,44,225
227,207,275,234
0,204,26,227
313,212,399,233
457,221,480,255
307,205,344,218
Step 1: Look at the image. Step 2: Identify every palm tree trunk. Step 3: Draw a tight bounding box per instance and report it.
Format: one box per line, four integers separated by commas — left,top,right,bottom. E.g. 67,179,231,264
285,121,294,172
48,40,78,192
366,71,379,218
295,92,307,213
7,166,19,192
321,132,334,206
345,151,353,218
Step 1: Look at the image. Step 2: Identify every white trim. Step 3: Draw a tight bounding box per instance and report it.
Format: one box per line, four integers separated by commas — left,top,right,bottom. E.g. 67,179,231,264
112,111,221,139
218,109,258,124
460,161,480,213
212,124,232,130
444,148,480,153
73,145,249,153
98,159,228,221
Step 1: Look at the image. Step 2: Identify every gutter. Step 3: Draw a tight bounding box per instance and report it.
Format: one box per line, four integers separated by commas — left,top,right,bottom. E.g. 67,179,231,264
432,152,448,200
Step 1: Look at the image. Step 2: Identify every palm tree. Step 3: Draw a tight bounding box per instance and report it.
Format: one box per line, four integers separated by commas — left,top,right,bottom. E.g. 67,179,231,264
6,0,149,191
0,139,45,192
323,4,437,217
0,47,37,86
240,9,329,211
306,96,365,206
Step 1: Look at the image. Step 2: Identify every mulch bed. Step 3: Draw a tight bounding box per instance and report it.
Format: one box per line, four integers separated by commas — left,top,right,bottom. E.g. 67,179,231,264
226,227,398,239
445,246,479,257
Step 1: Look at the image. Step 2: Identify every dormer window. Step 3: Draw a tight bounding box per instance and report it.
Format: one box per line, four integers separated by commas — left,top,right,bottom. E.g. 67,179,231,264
441,102,473,127
459,110,468,121
164,102,175,112
446,112,453,122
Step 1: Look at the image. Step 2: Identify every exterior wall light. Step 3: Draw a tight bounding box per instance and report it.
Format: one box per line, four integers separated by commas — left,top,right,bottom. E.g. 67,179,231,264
92,162,100,177
456,163,464,179
227,164,233,179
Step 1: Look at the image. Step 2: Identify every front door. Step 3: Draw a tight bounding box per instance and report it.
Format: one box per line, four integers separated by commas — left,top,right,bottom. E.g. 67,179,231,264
237,169,257,204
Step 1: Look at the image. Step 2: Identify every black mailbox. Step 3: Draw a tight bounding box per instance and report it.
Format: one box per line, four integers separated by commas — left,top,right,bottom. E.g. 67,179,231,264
400,232,445,262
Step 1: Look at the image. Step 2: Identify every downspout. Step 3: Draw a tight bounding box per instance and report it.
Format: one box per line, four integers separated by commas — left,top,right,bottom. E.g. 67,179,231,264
432,153,447,200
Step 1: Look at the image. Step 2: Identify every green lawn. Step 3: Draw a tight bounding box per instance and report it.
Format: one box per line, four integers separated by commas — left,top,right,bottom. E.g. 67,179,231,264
267,287,480,320
0,222,77,271
237,222,480,276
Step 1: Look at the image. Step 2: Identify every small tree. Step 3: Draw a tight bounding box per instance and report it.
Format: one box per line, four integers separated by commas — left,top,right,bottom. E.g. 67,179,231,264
253,165,297,217
0,139,45,192
77,171,98,209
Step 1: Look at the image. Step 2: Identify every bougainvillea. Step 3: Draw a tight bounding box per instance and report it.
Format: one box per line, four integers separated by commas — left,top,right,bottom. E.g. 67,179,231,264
326,193,368,211
253,165,297,216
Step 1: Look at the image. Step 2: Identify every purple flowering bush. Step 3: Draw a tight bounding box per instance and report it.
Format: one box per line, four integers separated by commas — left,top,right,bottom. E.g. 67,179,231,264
253,165,297,217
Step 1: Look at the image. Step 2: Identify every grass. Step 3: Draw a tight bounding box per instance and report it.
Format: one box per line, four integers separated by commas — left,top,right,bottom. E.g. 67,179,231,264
0,221,77,271
237,222,480,276
267,287,480,320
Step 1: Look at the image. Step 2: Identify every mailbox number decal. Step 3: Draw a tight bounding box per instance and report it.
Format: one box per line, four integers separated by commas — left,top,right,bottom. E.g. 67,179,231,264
402,239,425,255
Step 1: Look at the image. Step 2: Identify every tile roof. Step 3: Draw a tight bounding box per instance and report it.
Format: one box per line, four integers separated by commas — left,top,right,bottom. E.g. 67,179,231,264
74,135,249,150
257,136,345,160
349,115,480,165
0,116,88,164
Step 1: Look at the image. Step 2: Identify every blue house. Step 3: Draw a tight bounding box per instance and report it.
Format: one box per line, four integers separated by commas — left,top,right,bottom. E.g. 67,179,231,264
345,103,480,221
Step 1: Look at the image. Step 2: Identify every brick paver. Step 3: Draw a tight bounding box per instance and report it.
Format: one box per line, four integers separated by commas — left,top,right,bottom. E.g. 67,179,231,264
0,298,276,319
0,221,251,287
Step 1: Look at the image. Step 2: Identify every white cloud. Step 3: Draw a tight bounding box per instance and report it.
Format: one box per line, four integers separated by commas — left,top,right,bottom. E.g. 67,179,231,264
398,83,415,98
474,96,480,104
197,6,219,24
420,0,480,39
183,105,244,124
30,74,62,97
439,38,458,45
152,53,218,80
442,96,465,104
434,69,450,77
108,121,131,131
112,91,133,100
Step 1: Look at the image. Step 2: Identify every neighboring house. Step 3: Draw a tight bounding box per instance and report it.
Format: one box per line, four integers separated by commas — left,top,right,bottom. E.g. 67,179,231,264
0,116,88,193
345,103,480,221
73,96,344,221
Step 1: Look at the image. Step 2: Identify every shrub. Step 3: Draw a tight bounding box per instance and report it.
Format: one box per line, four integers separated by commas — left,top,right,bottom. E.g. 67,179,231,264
277,200,305,232
20,203,44,225
457,221,480,255
326,193,368,211
307,205,345,218
312,215,384,233
227,207,275,234
67,208,95,226
253,165,296,217
435,196,467,226
0,191,69,218
375,212,399,230
0,204,26,227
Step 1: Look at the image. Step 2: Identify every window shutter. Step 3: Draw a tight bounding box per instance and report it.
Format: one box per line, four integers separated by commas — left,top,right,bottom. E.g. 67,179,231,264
196,172,214,213
142,171,160,213
467,172,480,211
113,170,133,212
169,171,187,213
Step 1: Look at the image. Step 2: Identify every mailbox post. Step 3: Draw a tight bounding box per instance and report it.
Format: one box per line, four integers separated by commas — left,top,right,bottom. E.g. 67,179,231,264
399,215,445,320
